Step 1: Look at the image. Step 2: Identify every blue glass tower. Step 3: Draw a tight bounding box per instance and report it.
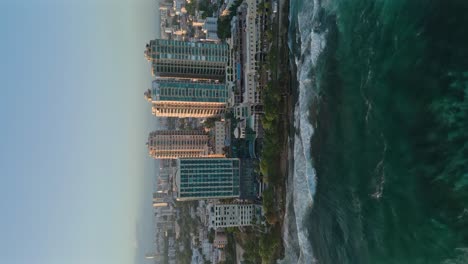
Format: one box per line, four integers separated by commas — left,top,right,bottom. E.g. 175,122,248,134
151,79,227,103
176,158,240,200
145,39,228,80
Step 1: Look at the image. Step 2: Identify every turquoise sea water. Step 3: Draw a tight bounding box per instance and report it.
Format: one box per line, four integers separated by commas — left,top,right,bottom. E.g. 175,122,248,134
287,0,468,263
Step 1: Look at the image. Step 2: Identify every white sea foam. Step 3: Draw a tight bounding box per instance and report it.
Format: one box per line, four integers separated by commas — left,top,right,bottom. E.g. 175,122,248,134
281,0,327,262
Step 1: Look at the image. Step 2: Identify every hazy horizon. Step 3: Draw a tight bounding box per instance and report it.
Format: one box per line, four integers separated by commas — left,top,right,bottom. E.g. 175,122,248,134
0,1,161,263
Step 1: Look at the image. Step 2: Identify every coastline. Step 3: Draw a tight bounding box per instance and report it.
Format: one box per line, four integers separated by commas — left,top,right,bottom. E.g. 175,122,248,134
241,1,468,263
227,0,294,261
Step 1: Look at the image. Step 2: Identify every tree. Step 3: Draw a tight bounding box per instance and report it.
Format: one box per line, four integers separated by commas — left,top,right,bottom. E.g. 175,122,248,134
208,229,215,243
185,1,196,16
203,117,219,128
217,16,232,39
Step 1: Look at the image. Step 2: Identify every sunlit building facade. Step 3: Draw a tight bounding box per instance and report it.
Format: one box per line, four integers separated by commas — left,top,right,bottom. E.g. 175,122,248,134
147,130,222,159
145,79,228,118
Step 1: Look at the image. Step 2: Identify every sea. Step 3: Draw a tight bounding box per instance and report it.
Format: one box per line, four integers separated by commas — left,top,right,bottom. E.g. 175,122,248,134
281,0,468,263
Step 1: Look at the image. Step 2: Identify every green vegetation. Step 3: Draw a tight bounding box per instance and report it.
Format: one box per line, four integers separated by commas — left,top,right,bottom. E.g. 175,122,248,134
217,17,231,40
258,225,282,263
217,0,243,40
175,201,199,264
256,0,290,262
259,4,284,187
203,116,220,128
222,233,237,264
199,0,217,18
261,187,279,225
259,45,285,187
239,225,283,264
208,229,215,243
185,1,196,16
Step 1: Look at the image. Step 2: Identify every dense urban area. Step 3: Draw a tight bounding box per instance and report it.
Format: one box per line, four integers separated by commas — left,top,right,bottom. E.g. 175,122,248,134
144,0,290,263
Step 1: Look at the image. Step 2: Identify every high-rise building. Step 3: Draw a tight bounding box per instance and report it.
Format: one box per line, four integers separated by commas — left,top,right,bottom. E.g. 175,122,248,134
144,39,229,80
208,203,262,229
175,158,240,201
153,192,171,207
147,130,222,159
150,101,227,118
144,79,228,118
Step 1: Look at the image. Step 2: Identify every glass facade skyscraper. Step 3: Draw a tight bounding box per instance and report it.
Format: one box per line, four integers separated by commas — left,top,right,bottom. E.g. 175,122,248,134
145,39,229,80
145,79,228,118
152,79,227,103
176,158,240,201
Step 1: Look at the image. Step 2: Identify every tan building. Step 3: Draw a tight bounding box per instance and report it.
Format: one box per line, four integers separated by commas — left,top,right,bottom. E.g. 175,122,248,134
151,101,227,118
145,79,228,118
147,130,223,159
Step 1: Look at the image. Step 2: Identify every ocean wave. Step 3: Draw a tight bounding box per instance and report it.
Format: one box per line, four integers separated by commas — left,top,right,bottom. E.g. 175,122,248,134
281,0,327,261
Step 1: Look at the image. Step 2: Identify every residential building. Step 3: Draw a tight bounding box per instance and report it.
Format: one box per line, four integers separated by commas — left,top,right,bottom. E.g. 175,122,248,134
150,101,227,118
147,130,221,159
239,159,258,199
242,0,262,105
213,232,228,248
208,203,262,229
145,79,228,118
202,17,218,35
214,121,226,154
175,158,240,201
144,39,228,80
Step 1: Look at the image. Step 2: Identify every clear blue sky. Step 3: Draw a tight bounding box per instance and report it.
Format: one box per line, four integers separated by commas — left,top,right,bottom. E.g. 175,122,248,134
0,1,160,263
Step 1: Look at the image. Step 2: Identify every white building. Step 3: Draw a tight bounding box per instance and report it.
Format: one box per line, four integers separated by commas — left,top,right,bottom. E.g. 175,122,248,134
208,203,262,229
214,121,226,154
242,0,262,105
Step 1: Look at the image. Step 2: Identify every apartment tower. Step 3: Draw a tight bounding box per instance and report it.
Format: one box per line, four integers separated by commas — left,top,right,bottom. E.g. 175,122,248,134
144,39,228,80
145,79,228,118
147,130,222,159
175,158,240,201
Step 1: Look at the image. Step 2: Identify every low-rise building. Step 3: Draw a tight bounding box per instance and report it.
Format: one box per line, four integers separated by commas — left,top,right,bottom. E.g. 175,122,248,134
214,121,226,154
213,232,228,248
208,203,262,229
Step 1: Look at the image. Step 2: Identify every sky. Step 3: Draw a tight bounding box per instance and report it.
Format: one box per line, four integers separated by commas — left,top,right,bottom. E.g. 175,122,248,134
0,0,160,263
